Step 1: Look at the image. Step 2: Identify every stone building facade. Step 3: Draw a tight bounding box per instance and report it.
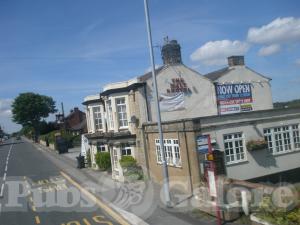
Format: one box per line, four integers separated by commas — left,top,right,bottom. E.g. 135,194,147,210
144,107,300,194
83,38,277,183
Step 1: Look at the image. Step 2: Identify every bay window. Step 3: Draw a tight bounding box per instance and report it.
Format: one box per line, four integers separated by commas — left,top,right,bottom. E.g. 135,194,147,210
92,106,102,131
116,97,128,128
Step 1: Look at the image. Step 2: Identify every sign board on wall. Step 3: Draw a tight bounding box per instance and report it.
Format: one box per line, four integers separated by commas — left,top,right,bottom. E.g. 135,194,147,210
196,135,209,153
216,83,253,115
159,92,185,112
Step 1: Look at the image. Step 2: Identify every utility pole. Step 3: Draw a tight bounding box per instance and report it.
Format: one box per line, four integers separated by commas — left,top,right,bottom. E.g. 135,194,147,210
143,0,171,206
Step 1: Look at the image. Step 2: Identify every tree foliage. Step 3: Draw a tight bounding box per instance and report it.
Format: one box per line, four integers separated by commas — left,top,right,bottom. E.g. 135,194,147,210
12,93,57,141
12,92,56,127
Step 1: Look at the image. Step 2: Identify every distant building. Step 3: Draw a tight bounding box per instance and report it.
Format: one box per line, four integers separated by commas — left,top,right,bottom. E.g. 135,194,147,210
56,107,87,135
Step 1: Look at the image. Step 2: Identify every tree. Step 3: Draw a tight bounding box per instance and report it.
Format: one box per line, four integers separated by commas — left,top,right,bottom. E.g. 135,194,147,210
12,93,57,142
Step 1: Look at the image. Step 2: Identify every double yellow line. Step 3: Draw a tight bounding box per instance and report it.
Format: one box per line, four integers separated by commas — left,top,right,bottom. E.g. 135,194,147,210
60,171,131,225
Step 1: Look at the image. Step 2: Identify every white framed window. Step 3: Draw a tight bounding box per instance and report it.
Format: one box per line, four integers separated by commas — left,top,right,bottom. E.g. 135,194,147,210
155,139,181,167
106,100,114,130
120,143,132,156
223,133,246,165
263,124,300,155
92,106,102,131
97,142,106,152
116,97,128,128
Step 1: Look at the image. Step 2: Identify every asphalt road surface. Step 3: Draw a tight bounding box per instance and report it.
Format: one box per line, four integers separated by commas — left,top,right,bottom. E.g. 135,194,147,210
0,138,120,225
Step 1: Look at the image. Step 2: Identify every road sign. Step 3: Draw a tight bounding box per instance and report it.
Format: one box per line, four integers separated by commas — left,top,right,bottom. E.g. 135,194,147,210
197,135,209,153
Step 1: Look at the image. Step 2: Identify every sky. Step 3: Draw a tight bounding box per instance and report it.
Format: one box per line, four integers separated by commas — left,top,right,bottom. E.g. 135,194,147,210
0,0,300,133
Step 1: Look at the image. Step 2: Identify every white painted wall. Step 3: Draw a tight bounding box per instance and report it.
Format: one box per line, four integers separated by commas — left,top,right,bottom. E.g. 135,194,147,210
215,66,273,111
203,116,300,180
146,65,218,122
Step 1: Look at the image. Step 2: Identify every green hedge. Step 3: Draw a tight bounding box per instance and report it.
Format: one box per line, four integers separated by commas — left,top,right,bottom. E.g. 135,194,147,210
95,152,111,170
39,130,80,148
86,151,92,167
119,156,137,168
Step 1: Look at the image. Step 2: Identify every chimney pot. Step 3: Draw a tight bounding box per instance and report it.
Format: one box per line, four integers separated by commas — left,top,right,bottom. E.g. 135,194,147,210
228,56,245,67
161,38,182,65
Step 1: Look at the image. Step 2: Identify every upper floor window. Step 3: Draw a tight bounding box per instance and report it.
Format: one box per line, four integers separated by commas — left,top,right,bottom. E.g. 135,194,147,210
264,124,300,155
223,133,246,164
92,106,102,131
116,97,128,128
106,100,114,130
155,139,181,167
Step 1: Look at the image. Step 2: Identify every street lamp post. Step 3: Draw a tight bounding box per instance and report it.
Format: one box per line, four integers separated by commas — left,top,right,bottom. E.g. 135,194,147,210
143,0,171,206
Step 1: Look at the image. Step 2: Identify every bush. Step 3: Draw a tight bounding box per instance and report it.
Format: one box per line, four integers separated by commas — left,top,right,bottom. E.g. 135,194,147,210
39,130,80,148
119,156,137,168
256,196,300,225
119,156,143,181
95,152,111,171
71,135,81,147
85,151,92,167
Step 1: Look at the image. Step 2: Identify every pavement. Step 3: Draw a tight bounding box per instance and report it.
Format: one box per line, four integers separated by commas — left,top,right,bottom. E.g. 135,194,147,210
0,137,241,225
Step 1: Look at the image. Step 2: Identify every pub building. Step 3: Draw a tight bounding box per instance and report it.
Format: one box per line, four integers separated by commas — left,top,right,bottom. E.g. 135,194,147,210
83,38,300,191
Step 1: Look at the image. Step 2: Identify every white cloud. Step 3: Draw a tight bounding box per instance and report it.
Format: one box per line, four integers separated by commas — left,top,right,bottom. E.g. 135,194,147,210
247,17,300,44
0,99,13,116
258,44,281,56
190,40,250,66
296,59,300,66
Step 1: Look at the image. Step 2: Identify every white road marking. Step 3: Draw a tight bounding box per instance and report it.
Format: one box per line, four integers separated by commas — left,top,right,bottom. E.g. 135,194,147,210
0,183,4,197
0,143,13,198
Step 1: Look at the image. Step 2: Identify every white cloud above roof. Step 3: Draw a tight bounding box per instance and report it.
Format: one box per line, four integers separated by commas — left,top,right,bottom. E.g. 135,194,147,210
258,44,281,56
0,99,12,116
247,17,300,44
296,58,300,66
190,40,250,66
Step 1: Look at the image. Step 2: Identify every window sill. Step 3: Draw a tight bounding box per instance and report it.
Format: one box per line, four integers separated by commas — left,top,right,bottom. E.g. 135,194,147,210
271,149,300,157
156,162,182,168
226,160,248,167
119,127,129,130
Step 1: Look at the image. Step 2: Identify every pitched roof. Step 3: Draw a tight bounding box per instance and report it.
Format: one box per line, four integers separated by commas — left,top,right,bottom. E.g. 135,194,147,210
205,66,272,81
70,119,87,131
138,66,165,82
204,67,232,81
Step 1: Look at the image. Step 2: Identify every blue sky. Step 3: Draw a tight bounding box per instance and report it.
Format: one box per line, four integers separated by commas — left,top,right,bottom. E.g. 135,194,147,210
0,0,300,133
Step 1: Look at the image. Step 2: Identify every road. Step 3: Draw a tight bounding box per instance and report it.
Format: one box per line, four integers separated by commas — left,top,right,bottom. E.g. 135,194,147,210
0,138,121,225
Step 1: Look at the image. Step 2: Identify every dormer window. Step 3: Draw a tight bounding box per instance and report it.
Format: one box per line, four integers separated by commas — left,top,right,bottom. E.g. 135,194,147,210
116,97,128,128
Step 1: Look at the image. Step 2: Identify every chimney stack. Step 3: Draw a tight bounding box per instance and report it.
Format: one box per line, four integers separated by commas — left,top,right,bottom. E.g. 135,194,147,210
228,56,245,67
161,37,182,65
